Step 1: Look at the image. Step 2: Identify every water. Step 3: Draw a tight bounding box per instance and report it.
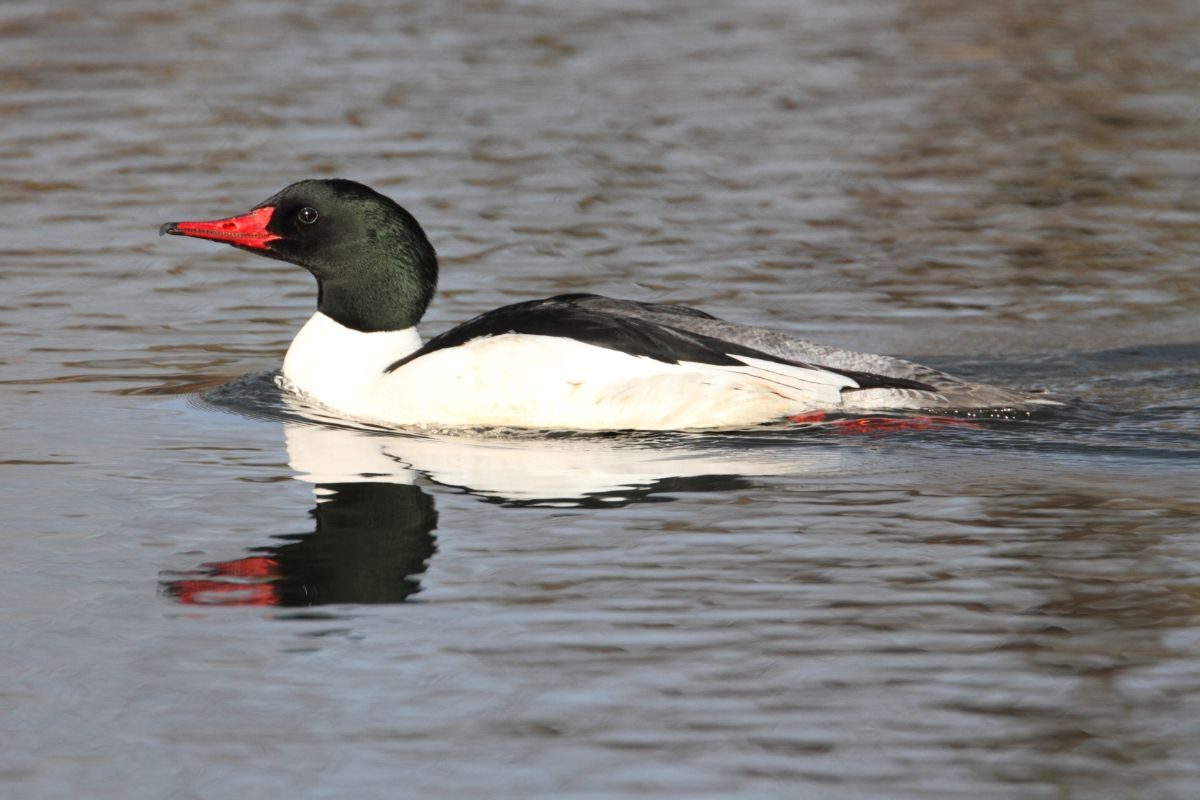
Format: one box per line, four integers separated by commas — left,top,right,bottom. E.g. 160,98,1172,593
3,0,1199,797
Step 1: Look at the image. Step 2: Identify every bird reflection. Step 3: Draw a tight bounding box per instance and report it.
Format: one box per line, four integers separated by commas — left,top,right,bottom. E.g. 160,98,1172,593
163,415,842,607
162,478,437,607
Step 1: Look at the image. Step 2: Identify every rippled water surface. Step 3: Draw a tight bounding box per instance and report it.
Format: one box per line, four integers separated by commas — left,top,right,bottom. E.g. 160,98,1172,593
3,1,1199,798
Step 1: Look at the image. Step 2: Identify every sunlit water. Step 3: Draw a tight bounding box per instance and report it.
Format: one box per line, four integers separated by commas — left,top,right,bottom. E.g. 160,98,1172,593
2,1,1199,798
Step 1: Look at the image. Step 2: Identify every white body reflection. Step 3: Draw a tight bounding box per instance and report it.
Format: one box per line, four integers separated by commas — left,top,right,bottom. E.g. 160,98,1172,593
282,419,845,506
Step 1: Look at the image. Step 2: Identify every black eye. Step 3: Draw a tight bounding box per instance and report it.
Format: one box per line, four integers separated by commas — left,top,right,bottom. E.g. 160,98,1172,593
298,207,319,224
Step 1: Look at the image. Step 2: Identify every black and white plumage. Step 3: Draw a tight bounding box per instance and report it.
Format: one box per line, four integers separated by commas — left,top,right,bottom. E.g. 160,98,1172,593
162,179,1055,430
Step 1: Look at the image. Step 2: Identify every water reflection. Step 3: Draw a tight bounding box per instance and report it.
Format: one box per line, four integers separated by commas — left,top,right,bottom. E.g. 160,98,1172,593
162,474,437,607
162,420,838,606
284,419,845,507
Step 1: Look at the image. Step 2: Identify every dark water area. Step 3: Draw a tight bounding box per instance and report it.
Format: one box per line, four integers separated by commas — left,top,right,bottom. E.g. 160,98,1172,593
2,1,1199,798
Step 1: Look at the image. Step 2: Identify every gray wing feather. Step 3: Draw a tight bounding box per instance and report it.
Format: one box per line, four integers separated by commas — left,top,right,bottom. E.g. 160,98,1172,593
573,296,1056,409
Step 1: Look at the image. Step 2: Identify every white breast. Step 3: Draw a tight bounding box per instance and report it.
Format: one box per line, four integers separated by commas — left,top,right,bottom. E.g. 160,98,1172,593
281,312,422,417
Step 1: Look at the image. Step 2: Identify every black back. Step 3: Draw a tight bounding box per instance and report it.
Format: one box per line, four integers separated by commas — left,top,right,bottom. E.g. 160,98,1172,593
386,294,937,393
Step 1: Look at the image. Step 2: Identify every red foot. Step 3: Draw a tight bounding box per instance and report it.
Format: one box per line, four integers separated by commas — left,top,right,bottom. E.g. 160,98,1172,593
829,415,984,433
789,411,983,432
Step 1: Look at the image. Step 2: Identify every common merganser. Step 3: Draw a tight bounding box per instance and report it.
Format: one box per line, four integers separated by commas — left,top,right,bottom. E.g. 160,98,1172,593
161,179,1053,430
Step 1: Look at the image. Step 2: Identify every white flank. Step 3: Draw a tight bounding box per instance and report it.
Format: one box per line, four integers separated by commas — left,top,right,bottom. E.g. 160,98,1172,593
280,313,870,430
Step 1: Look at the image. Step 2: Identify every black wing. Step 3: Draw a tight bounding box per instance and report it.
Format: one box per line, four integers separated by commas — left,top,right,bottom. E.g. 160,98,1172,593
558,293,721,321
385,294,936,393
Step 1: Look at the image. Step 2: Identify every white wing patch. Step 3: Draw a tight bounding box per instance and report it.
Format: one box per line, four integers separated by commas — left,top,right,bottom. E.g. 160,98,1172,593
721,354,859,395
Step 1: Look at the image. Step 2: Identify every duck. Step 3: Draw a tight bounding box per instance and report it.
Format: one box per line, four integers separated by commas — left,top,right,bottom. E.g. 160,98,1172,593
161,178,1054,430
